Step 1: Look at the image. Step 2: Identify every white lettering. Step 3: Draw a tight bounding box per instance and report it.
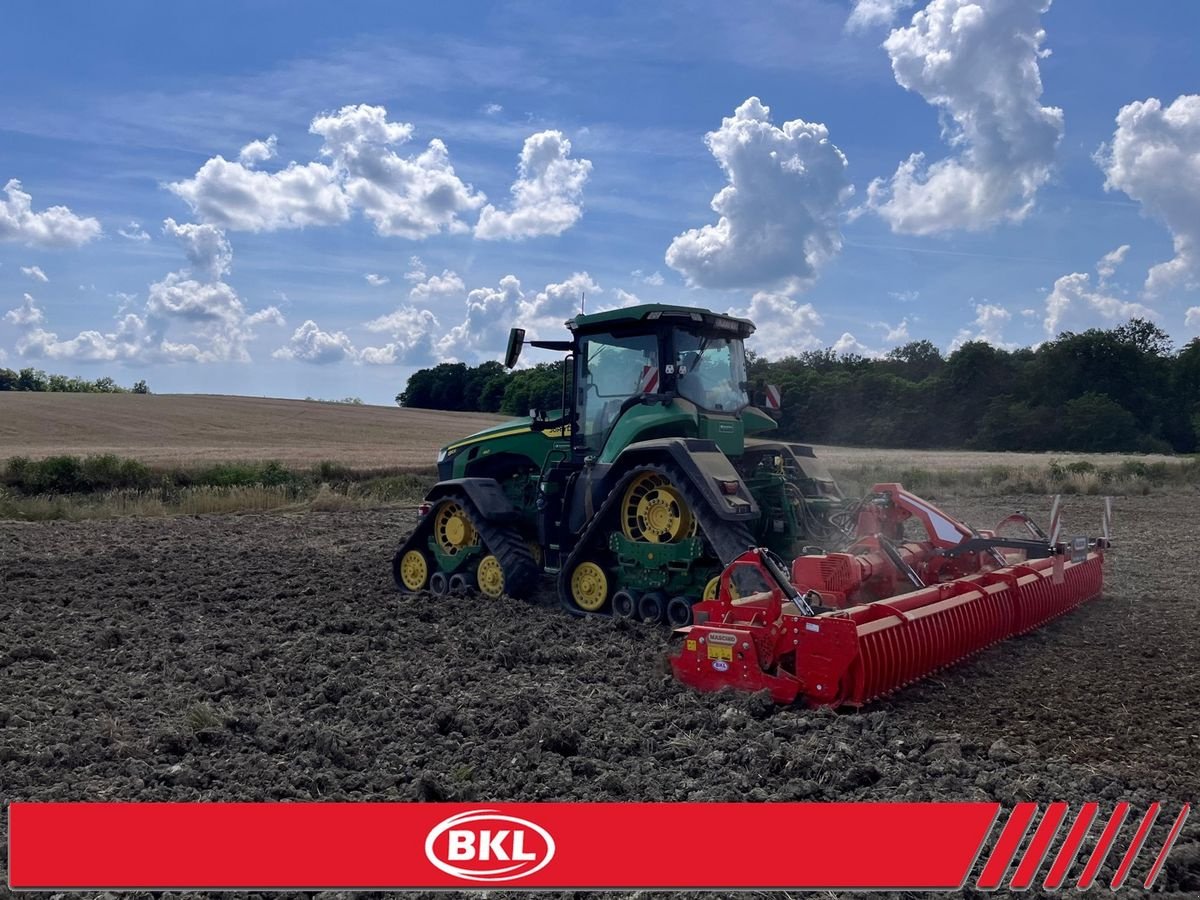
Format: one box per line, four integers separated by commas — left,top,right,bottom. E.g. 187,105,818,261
511,830,536,861
447,830,475,860
480,829,510,861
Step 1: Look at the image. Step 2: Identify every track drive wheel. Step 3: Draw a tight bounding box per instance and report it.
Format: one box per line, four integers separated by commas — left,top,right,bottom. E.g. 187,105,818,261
621,471,698,543
433,501,479,557
569,560,610,613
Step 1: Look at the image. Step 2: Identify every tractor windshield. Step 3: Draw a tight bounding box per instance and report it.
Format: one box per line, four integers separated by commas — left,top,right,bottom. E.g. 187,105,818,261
578,331,660,452
675,332,749,413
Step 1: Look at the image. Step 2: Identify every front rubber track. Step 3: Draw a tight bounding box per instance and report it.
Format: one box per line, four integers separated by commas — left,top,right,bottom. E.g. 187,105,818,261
392,495,539,600
556,463,757,618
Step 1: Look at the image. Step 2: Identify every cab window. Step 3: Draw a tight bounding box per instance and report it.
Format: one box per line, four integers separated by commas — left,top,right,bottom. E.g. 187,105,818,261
578,332,659,451
675,333,749,412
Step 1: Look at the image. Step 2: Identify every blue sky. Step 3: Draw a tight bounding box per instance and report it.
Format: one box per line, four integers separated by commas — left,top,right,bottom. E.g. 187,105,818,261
2,0,1198,403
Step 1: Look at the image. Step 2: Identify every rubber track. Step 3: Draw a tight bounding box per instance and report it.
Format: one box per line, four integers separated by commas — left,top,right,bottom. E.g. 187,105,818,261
557,463,758,616
391,495,539,600
459,496,540,600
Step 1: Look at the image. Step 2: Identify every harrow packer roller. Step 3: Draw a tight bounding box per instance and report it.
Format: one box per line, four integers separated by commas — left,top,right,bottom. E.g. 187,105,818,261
672,485,1109,707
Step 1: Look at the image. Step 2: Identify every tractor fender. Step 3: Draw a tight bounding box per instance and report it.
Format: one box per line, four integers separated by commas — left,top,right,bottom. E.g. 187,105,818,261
424,478,516,521
611,438,759,522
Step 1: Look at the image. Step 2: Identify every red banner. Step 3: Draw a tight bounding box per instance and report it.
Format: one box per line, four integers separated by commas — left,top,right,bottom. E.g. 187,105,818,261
6,801,1187,891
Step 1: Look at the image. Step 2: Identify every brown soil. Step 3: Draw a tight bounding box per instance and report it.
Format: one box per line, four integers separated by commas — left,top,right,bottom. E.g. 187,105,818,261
1,493,1196,898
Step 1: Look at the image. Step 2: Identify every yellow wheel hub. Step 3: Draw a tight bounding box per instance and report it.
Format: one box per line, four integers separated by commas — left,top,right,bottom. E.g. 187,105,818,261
570,561,609,612
621,472,696,543
476,554,505,598
434,502,478,555
399,550,429,591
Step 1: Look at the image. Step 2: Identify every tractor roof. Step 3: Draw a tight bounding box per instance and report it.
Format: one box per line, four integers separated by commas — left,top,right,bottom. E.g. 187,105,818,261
567,303,755,338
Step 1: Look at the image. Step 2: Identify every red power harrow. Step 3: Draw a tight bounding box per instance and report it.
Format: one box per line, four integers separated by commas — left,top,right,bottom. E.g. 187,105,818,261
671,484,1110,707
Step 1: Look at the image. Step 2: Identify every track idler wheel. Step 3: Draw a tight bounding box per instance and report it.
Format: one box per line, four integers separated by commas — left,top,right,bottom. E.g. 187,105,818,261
475,554,506,599
638,590,666,623
394,548,431,593
612,589,638,618
569,561,610,613
666,595,694,628
429,571,450,595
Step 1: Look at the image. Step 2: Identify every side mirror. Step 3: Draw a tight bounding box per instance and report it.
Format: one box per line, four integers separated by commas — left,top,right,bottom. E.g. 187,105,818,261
504,328,526,369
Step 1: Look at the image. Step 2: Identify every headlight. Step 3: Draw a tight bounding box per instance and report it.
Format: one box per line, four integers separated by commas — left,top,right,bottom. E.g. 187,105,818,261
437,447,448,463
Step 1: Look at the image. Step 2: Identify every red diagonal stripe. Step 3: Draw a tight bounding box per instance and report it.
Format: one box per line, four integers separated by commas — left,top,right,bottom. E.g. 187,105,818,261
1144,804,1191,889
1110,803,1160,890
977,803,1038,890
1010,801,1067,890
1043,801,1098,889
1076,802,1130,890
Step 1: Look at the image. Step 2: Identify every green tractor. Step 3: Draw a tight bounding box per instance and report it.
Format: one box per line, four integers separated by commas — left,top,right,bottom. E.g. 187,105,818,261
392,303,843,625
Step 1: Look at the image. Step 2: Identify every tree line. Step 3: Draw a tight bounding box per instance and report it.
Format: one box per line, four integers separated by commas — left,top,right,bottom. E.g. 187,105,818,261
0,367,149,394
396,318,1200,453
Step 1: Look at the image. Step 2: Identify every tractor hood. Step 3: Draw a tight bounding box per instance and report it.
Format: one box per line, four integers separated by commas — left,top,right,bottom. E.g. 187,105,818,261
436,412,571,481
438,416,535,459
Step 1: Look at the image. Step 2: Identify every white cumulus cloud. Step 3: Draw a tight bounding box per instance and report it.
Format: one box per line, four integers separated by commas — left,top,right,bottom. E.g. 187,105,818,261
833,332,880,357
361,307,442,366
364,273,390,287
475,130,592,240
20,265,48,283
238,135,278,167
1042,272,1155,336
736,291,825,358
0,179,102,247
273,320,357,364
863,0,1063,234
15,226,282,364
846,0,915,31
951,302,1015,350
5,293,44,326
666,97,851,292
435,274,528,360
409,269,465,300
1186,307,1200,328
169,153,349,232
162,218,232,280
1097,244,1130,284
118,221,151,241
1097,94,1200,297
312,104,485,238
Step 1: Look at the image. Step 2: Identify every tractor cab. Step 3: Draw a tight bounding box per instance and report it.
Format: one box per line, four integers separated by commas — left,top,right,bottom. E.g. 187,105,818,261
507,304,771,462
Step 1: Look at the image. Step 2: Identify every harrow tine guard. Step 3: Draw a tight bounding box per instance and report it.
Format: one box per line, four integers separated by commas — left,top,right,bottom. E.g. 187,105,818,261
671,486,1110,708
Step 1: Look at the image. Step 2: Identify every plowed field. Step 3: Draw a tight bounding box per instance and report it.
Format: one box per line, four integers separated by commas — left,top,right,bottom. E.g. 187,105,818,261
1,493,1196,897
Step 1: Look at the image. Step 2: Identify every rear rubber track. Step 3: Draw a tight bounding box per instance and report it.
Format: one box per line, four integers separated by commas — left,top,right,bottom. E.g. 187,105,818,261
557,462,757,616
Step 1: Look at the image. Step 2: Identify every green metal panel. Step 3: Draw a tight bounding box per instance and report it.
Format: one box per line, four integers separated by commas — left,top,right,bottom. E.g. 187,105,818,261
596,401,697,463
742,406,779,435
697,414,744,456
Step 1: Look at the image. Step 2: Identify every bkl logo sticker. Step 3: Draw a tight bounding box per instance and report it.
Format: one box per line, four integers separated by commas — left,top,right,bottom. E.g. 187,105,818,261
425,809,556,882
